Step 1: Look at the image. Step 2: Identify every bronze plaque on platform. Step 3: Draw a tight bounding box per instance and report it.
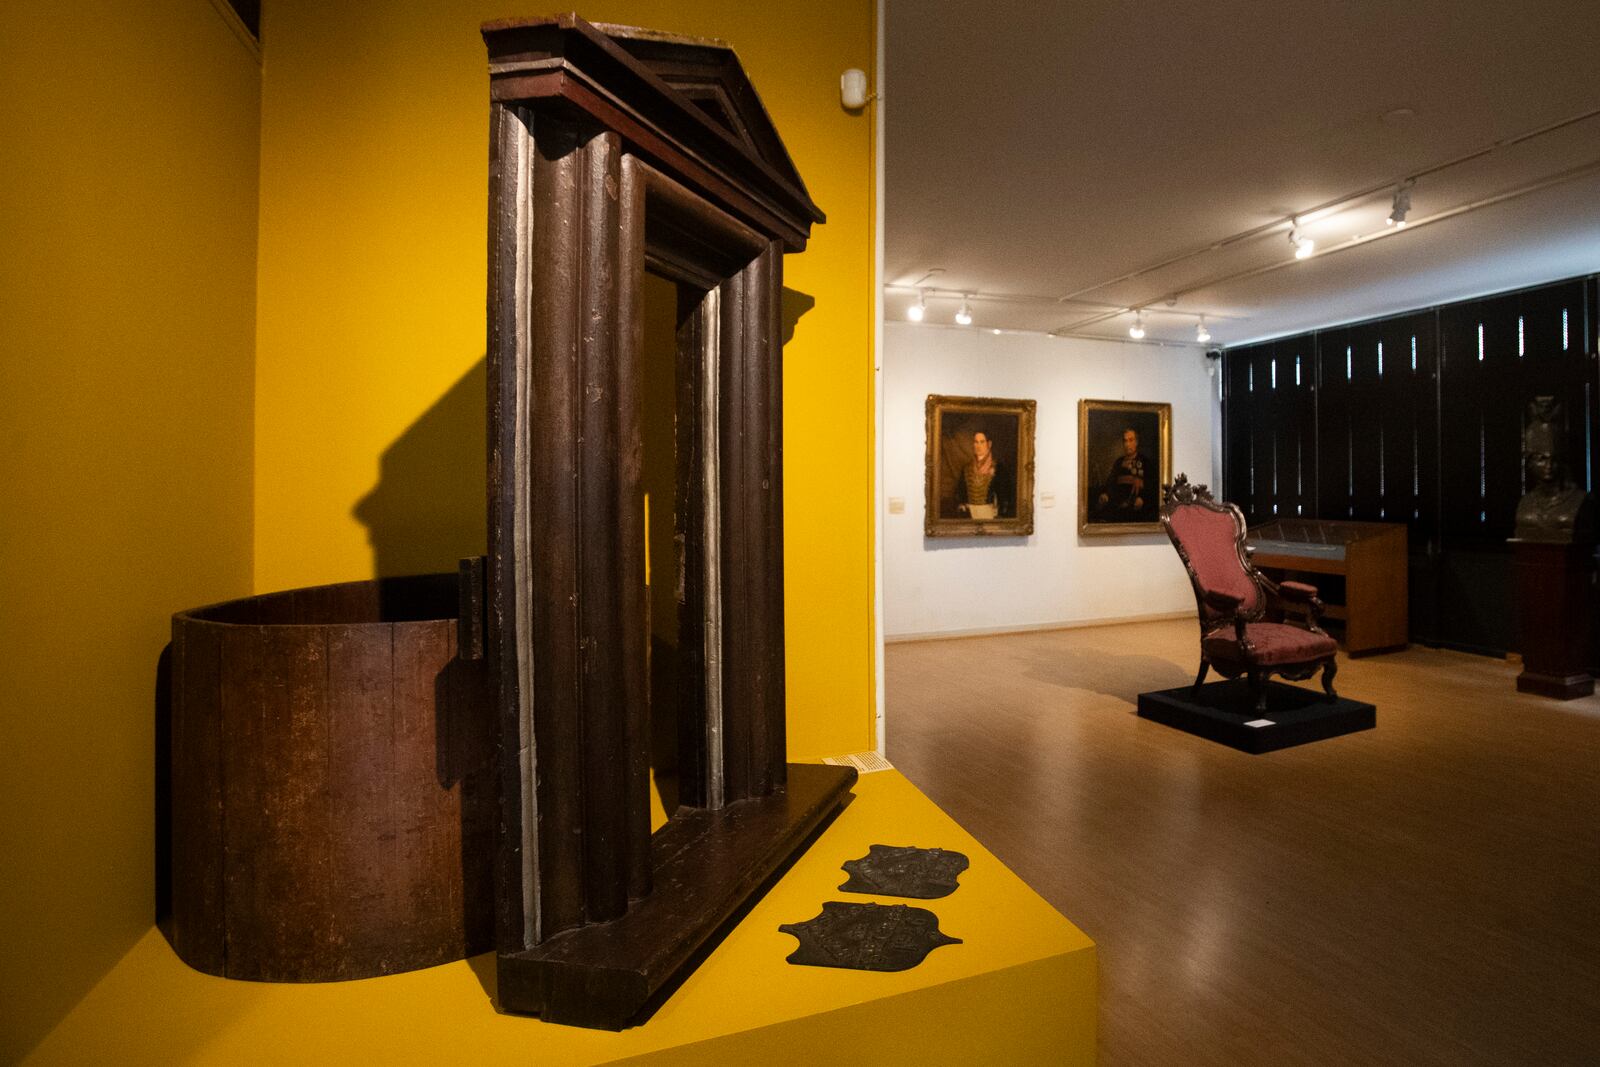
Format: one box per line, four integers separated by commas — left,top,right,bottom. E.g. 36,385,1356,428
839,844,969,899
780,902,961,971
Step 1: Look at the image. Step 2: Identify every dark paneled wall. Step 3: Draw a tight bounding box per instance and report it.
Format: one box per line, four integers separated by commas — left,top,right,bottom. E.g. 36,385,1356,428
1223,274,1598,655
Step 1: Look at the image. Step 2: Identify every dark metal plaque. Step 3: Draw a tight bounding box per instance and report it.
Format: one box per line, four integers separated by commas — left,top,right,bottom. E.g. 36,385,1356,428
839,844,970,899
778,902,961,971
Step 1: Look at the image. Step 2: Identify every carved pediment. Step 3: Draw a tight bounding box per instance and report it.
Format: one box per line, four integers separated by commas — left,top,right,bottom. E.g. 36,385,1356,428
482,14,824,251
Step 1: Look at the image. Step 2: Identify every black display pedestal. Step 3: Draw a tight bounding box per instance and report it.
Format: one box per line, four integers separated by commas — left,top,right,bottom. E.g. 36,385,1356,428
1137,679,1375,754
1511,540,1595,700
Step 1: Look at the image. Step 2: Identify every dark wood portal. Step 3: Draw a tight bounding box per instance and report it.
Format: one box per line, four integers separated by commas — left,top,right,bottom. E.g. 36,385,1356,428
481,16,856,1029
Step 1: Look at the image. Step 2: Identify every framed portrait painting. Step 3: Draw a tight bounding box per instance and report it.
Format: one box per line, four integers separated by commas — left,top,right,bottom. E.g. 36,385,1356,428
925,394,1036,537
1078,399,1172,535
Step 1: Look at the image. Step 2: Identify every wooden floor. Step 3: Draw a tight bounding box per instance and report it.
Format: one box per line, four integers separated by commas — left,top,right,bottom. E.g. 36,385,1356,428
886,620,1600,1066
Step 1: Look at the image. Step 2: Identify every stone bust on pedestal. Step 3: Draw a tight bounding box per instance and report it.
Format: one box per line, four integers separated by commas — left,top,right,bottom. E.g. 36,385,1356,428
1514,397,1595,544
1510,396,1596,699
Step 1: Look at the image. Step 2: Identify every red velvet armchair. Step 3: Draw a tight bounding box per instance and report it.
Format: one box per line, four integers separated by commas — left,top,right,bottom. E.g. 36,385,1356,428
1161,474,1338,712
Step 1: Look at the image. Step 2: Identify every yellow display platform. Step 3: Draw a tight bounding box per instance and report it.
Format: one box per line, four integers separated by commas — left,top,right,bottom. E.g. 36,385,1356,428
24,772,1096,1065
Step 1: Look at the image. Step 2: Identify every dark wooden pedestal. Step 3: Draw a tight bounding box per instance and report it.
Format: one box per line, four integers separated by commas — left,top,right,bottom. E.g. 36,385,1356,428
497,762,856,1030
1137,680,1375,754
1512,540,1596,700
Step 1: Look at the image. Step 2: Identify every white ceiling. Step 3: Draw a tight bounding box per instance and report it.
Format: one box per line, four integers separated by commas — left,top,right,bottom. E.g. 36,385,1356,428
884,0,1600,347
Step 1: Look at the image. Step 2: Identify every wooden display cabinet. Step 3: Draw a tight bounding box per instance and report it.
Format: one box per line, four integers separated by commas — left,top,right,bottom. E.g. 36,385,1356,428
1247,519,1409,655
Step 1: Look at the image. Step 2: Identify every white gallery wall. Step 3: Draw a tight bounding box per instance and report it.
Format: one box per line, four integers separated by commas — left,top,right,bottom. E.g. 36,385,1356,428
883,322,1220,639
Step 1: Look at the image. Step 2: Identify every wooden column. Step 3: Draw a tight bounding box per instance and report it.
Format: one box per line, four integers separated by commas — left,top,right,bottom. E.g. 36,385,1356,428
718,242,788,801
488,106,652,946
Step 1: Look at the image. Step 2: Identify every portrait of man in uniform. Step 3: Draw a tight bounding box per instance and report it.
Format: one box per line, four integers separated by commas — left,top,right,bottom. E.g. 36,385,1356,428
1079,399,1171,534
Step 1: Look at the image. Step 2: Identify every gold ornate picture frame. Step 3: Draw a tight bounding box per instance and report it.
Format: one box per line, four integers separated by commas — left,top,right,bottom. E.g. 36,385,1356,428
925,394,1036,537
1078,398,1172,535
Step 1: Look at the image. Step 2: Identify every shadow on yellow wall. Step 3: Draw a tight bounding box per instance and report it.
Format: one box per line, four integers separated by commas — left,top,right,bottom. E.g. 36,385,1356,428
353,359,489,579
349,287,813,585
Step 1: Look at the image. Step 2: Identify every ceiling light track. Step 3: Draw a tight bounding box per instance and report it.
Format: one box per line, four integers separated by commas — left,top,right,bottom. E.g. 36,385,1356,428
885,284,1127,312
913,319,1201,349
1052,104,1600,306
889,284,1243,321
1047,154,1600,336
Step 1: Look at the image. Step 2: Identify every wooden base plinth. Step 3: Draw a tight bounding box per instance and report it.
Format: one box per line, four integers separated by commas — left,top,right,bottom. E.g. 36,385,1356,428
1516,670,1595,700
498,762,857,1030
1511,540,1597,701
1138,679,1375,754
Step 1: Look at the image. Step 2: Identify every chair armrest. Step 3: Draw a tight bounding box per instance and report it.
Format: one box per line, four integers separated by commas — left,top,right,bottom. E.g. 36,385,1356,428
1203,589,1244,613
1268,579,1326,631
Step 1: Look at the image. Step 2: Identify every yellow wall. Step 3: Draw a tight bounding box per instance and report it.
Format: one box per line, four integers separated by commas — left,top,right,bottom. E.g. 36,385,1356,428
0,1,260,1059
253,1,878,759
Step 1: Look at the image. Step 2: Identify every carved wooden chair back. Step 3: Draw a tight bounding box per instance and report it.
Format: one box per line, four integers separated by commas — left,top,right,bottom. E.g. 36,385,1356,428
1160,474,1269,631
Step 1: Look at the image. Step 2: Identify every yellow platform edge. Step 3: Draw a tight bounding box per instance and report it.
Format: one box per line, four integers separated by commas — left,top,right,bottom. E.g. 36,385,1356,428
23,771,1096,1066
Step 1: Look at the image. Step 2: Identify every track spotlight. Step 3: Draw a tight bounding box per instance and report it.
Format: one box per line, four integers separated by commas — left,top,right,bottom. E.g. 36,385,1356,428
1196,315,1211,344
955,298,973,326
1289,227,1314,259
907,289,925,322
1387,183,1412,228
1129,311,1146,339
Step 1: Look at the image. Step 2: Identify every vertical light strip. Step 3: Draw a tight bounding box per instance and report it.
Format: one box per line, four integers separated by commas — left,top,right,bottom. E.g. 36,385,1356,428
1271,359,1277,389
1587,382,1594,492
1563,308,1571,351
1477,322,1485,361
1346,345,1352,380
700,288,725,810
1517,316,1525,357
1411,335,1418,371
1479,415,1487,522
1412,432,1420,495
1347,422,1354,513
1412,427,1421,518
1377,341,1384,376
1248,364,1254,392
1378,426,1386,514
1295,355,1302,386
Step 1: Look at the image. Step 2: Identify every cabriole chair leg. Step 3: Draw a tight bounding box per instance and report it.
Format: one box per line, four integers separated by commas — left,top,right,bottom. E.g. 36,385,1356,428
1322,658,1339,702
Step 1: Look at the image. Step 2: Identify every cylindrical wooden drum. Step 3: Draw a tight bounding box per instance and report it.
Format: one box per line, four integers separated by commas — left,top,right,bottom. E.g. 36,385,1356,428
166,574,495,981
